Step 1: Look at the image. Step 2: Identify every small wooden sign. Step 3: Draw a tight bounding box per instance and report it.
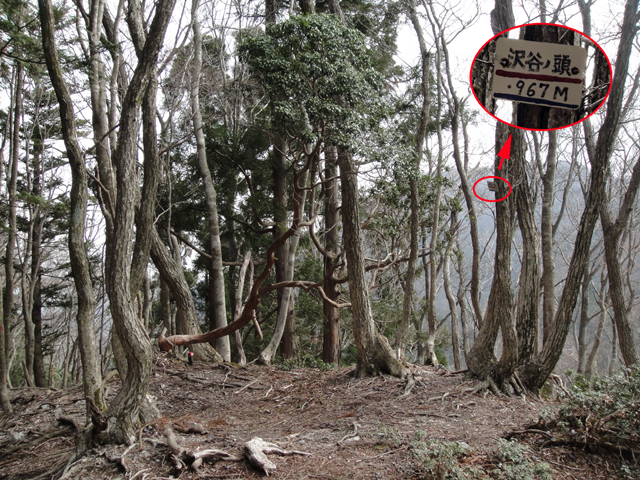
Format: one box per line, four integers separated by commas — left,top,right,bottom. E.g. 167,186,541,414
487,181,498,192
492,37,587,110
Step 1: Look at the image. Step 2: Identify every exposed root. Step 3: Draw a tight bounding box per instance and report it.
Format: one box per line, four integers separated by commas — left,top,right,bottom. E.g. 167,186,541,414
463,379,502,397
162,428,242,472
244,437,311,476
400,374,415,397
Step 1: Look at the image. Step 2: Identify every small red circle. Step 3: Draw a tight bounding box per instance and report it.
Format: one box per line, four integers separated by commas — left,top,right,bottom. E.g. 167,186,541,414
473,176,512,202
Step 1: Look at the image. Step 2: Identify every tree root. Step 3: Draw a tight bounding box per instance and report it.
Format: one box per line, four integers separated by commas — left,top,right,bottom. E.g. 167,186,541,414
163,428,242,471
400,374,415,397
161,428,310,475
244,437,311,476
463,378,503,397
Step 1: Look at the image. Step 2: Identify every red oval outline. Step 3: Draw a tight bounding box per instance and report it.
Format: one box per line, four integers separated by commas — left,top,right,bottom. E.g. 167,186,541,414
469,23,613,132
473,176,512,202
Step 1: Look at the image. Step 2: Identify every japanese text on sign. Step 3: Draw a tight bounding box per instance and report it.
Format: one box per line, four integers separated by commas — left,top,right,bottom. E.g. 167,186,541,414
492,37,587,109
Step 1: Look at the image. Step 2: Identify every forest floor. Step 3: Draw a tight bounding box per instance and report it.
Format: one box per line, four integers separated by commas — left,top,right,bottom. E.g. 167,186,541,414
0,355,625,480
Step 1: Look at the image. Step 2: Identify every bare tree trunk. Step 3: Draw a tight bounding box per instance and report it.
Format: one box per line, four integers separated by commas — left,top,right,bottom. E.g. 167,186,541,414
417,227,430,365
190,0,229,361
38,0,104,420
519,0,639,392
339,149,408,378
150,229,222,363
101,0,176,443
456,241,470,359
466,124,518,389
443,211,461,370
585,279,607,381
4,64,21,366
540,132,557,344
21,212,35,387
32,275,46,387
31,134,47,388
397,0,429,359
232,252,252,366
512,136,540,365
609,319,618,375
322,147,341,364
423,3,446,366
439,2,483,330
598,153,640,367
258,169,309,364
576,259,594,375
0,272,11,413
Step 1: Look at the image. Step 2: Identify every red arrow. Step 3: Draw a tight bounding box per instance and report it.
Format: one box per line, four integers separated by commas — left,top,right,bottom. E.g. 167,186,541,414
497,134,512,170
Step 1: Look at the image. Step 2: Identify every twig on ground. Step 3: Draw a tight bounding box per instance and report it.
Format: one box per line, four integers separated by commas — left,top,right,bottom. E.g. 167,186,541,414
235,378,260,394
337,421,360,445
129,468,150,480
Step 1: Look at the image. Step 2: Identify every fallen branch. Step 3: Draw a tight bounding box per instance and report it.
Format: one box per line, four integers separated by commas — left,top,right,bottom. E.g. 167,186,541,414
504,429,555,441
158,164,309,352
235,378,260,394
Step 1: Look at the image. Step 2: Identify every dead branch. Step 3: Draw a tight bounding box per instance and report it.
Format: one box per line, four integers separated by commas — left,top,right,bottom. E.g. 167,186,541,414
235,378,260,394
0,426,73,460
158,178,304,351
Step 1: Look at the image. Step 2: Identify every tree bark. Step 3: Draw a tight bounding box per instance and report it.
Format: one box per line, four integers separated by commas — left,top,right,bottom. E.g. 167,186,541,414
190,0,230,361
456,242,470,359
38,0,104,417
540,131,557,345
512,133,540,365
585,278,608,381
576,258,594,375
31,131,47,388
322,147,341,364
0,272,11,413
339,149,408,378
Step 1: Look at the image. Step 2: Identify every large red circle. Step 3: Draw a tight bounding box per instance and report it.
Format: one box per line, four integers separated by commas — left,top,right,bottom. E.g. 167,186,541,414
473,176,512,202
469,23,612,132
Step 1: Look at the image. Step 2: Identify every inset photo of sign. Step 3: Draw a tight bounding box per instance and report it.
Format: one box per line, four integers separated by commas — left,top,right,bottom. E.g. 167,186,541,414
470,23,611,131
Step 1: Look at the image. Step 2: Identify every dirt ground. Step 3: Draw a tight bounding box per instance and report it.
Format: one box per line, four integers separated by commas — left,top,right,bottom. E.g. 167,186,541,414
0,356,624,479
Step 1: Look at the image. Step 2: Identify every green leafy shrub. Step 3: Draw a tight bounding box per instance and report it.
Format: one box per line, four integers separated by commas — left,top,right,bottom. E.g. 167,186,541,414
531,366,640,477
557,366,640,452
411,438,553,480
